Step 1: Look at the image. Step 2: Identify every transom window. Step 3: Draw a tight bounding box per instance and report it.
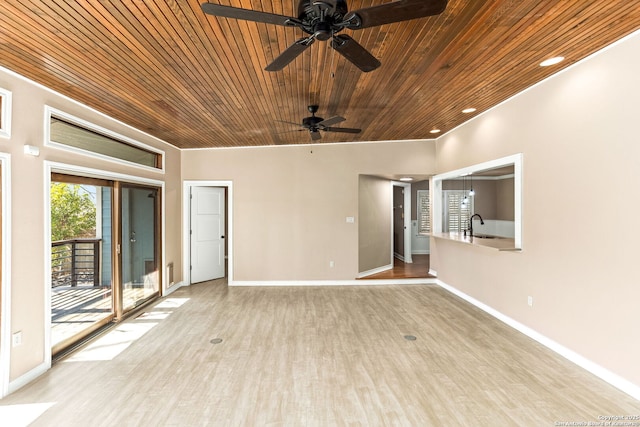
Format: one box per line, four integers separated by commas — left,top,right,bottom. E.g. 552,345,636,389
46,108,163,170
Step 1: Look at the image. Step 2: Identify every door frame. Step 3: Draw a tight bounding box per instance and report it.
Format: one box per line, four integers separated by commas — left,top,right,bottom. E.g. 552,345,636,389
0,153,11,398
183,181,233,286
189,186,226,283
44,161,165,367
391,181,412,264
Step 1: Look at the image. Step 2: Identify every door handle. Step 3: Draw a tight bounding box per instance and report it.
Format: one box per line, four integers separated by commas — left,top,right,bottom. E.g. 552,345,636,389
221,235,225,239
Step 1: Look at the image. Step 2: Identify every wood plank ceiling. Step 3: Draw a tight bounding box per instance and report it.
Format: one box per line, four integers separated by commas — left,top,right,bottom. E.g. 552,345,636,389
1,1,639,149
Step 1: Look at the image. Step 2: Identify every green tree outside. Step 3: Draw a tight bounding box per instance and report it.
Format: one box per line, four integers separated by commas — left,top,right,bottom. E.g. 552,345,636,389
50,182,96,241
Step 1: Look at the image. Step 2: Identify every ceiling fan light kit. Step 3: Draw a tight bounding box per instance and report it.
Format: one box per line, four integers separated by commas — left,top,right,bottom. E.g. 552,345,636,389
201,0,448,72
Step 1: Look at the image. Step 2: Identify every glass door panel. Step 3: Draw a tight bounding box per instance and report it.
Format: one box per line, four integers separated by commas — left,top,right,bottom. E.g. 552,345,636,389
121,186,159,312
50,177,115,353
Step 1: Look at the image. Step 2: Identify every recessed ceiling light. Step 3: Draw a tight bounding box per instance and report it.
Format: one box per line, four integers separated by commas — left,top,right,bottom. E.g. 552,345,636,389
462,108,476,114
399,177,413,182
539,56,565,67
429,128,441,134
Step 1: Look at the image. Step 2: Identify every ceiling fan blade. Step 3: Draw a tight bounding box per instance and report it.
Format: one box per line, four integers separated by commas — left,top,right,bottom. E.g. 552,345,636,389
276,129,307,136
310,130,322,141
276,119,305,127
265,37,315,71
324,127,361,134
318,116,346,127
330,35,380,72
344,0,448,30
201,2,294,26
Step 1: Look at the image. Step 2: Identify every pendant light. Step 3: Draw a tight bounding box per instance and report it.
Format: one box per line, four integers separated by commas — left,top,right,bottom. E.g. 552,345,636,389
461,174,468,207
469,173,475,197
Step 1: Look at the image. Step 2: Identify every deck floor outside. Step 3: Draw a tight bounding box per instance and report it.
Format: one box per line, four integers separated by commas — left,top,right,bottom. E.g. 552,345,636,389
52,286,157,349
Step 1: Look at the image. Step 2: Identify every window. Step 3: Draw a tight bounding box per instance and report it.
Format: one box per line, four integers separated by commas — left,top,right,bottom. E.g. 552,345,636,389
0,88,11,138
443,190,472,232
417,190,431,234
46,108,163,170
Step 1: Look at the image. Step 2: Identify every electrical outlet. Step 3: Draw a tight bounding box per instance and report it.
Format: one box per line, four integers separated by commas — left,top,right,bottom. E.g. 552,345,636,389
12,331,22,347
527,296,533,307
329,261,335,268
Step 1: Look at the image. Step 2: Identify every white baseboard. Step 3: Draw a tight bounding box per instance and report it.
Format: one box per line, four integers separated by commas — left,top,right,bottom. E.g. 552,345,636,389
412,250,430,255
393,253,405,262
356,264,393,279
428,268,437,277
164,281,186,296
6,281,187,398
8,361,49,395
229,278,438,287
435,279,640,401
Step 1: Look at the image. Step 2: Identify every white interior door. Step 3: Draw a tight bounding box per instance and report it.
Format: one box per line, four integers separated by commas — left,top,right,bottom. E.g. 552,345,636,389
190,186,225,283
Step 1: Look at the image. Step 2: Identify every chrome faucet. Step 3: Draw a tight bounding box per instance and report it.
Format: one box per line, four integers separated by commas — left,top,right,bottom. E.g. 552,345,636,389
468,213,484,237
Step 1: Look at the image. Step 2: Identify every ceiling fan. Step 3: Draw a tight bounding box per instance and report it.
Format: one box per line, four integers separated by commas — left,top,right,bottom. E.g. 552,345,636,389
201,0,448,72
284,105,361,141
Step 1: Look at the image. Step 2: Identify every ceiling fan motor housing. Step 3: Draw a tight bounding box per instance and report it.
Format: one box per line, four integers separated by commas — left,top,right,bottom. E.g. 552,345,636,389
298,0,348,39
303,116,324,129
202,0,449,72
313,21,333,40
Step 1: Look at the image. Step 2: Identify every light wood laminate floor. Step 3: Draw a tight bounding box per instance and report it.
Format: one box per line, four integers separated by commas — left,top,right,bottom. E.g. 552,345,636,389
2,280,639,426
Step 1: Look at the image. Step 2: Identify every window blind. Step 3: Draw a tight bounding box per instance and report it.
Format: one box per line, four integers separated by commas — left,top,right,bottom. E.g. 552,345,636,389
417,190,430,234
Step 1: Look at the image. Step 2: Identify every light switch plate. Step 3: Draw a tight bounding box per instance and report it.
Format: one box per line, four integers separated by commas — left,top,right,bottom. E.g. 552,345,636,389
12,331,22,347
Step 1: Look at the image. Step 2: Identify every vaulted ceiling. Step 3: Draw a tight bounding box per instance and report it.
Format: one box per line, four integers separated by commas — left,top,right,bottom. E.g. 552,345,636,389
1,1,639,149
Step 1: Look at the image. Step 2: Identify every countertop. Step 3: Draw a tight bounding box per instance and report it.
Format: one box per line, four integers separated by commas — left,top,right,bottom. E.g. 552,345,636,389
432,232,520,251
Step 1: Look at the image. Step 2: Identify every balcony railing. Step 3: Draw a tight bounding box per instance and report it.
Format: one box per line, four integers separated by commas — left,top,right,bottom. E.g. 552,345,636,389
52,238,101,288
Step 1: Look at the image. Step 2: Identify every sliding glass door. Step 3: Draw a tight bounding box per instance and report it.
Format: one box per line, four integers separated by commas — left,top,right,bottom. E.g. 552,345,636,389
50,175,115,353
51,176,161,355
120,185,160,313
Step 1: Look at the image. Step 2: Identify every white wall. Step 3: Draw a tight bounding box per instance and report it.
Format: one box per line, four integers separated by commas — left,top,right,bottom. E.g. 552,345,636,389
358,175,392,273
0,65,182,390
432,30,640,395
411,221,430,254
182,140,437,282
